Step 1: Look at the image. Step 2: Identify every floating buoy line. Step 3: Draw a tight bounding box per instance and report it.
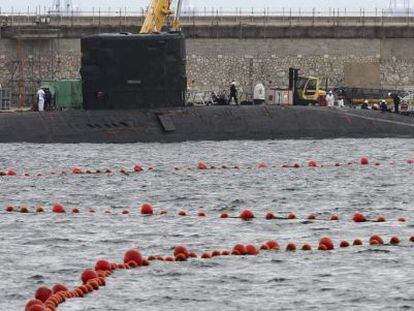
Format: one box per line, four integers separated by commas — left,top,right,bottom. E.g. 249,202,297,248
24,234,414,311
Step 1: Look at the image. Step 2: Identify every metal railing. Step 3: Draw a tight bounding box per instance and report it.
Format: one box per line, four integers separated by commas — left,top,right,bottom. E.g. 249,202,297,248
2,8,414,27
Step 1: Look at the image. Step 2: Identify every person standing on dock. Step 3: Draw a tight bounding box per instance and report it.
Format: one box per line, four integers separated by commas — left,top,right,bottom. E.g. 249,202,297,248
228,81,238,105
36,88,45,112
326,90,335,107
389,92,400,113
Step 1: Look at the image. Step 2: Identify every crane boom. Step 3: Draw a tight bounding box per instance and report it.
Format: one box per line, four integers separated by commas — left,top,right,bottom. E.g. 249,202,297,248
140,0,182,34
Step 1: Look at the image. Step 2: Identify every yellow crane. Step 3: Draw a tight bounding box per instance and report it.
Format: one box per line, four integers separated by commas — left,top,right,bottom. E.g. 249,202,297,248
140,0,183,33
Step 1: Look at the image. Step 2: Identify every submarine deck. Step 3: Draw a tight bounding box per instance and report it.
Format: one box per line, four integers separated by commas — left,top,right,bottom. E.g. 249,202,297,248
0,105,414,143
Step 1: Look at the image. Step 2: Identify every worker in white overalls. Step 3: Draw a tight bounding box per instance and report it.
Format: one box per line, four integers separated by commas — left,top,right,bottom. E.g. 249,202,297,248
37,88,45,112
253,82,266,105
326,90,335,108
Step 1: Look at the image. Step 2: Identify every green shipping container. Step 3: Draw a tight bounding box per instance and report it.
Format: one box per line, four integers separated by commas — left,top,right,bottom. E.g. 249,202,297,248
40,80,83,110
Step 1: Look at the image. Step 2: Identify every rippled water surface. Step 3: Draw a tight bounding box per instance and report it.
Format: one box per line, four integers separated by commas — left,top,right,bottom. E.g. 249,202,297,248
2,139,414,310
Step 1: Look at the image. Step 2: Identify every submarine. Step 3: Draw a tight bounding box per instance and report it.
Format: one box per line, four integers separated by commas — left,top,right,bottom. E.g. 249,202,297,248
1,1,414,143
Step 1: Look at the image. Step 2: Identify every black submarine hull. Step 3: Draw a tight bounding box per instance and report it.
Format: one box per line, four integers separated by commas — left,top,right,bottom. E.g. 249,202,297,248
1,106,414,143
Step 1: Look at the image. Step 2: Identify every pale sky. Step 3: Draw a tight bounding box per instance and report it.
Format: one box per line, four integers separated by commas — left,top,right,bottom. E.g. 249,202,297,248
0,1,400,12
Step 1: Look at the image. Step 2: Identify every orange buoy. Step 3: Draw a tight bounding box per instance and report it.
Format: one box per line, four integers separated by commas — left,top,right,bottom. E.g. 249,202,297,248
174,245,189,258
197,162,208,170
20,206,29,213
134,165,143,172
340,240,350,248
308,160,317,167
398,217,406,222
352,212,366,222
178,210,187,216
319,237,334,250
266,240,280,250
360,156,369,165
330,214,339,221
220,212,229,219
240,209,254,220
376,216,386,222
307,214,316,220
124,249,143,266
25,299,44,311
95,260,112,271
201,252,211,259
353,239,363,246
245,245,258,255
52,204,65,213
369,235,384,245
36,207,45,213
52,284,68,294
81,269,97,284
232,244,246,255
287,212,296,220
265,212,276,220
35,287,52,303
286,243,296,251
390,236,400,245
5,206,14,212
301,243,312,251
197,211,206,217
72,208,80,214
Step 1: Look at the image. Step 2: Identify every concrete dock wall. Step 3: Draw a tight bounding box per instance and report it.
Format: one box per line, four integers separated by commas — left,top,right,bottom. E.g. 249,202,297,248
1,18,414,105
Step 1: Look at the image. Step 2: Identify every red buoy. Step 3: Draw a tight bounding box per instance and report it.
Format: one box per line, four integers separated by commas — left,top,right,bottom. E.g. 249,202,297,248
81,269,97,284
265,212,276,220
201,252,211,259
178,210,187,216
72,168,81,174
318,244,328,251
360,156,369,165
220,212,229,219
134,165,143,172
35,287,52,303
308,160,317,167
390,236,400,245
140,203,154,215
240,209,254,220
197,211,206,217
211,250,221,257
123,249,143,266
293,163,300,168
376,216,386,222
52,204,65,213
353,239,363,246
407,159,414,164
25,299,44,311
197,162,208,170
307,214,316,220
258,162,267,169
287,212,296,220
301,243,312,251
27,305,45,311
95,260,112,271
52,284,68,294
340,240,350,248
5,206,14,212
369,235,384,245
232,244,246,255
398,217,406,222
221,250,230,256
165,257,174,262
7,170,16,176
245,245,258,255
352,212,366,222
159,210,168,215
72,208,80,214
175,254,187,261
286,243,296,251
266,240,280,250
319,237,334,250
174,245,189,258
260,244,270,250
330,214,339,221
36,207,45,213
20,206,29,213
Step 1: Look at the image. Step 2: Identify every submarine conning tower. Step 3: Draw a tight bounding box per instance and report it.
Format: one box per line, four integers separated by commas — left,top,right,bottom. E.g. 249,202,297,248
80,32,187,110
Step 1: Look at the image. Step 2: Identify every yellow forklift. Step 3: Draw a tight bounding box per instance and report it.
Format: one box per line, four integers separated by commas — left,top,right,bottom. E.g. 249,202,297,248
289,68,327,105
